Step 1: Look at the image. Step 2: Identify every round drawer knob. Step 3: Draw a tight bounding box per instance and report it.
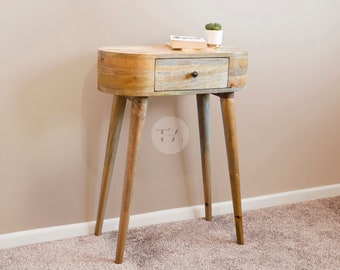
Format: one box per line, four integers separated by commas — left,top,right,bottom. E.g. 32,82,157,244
191,71,198,78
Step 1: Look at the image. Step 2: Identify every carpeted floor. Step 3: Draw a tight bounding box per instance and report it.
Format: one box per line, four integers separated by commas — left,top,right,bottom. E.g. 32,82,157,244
1,196,339,270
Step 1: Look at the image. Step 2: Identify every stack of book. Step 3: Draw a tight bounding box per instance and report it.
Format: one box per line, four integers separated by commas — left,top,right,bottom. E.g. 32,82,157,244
167,35,207,50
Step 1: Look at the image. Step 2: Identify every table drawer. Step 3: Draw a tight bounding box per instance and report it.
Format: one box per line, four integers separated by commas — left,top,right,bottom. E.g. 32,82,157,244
154,58,228,92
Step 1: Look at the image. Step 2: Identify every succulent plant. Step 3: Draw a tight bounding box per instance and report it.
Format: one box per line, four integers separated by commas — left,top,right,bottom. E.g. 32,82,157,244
205,23,222,31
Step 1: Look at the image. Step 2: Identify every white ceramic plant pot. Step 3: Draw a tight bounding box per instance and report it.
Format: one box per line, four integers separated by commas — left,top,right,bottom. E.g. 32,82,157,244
205,30,223,48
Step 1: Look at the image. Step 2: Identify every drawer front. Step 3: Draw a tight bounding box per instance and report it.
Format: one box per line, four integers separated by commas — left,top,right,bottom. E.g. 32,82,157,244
154,58,228,92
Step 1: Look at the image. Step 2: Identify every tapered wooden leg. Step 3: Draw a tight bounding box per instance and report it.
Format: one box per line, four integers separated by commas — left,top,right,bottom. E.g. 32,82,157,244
115,97,148,264
196,94,212,221
218,92,244,245
95,95,127,236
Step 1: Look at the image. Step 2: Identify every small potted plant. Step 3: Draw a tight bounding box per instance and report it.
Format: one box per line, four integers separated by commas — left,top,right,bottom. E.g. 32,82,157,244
205,22,223,48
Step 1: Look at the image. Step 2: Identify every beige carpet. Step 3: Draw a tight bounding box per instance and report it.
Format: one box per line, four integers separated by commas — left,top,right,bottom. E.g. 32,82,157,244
1,196,339,270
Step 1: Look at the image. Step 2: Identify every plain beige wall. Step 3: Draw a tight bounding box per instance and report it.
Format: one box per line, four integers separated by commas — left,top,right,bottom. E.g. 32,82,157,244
1,0,339,234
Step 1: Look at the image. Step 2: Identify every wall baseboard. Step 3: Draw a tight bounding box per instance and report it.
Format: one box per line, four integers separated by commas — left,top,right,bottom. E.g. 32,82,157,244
1,184,339,249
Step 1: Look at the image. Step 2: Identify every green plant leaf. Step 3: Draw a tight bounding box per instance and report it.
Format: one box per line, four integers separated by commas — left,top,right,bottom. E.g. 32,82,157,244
213,23,222,30
205,22,222,30
205,23,214,30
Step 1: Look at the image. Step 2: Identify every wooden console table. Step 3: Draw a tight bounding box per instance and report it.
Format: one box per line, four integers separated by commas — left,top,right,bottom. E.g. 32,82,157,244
94,45,248,264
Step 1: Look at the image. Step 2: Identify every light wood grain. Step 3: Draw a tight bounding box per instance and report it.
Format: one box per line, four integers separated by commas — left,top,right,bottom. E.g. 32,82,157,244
95,95,126,236
115,97,148,264
229,56,248,77
227,76,247,89
98,46,247,96
228,56,248,89
196,94,212,221
98,53,155,96
217,92,244,245
95,46,248,264
155,58,228,91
